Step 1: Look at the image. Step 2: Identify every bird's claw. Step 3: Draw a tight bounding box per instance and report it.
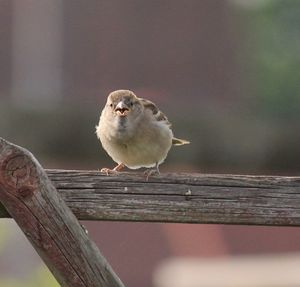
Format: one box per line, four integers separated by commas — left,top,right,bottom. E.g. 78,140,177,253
100,163,125,175
100,168,118,175
144,168,160,181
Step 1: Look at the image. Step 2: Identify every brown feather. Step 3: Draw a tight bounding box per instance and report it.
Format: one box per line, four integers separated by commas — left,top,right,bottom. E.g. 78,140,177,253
140,98,172,127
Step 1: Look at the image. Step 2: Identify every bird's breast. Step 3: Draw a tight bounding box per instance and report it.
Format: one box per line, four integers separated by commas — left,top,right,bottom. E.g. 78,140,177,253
116,116,127,130
107,117,137,144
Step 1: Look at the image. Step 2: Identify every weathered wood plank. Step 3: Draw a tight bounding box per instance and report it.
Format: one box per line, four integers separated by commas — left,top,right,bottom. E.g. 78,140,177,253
44,170,300,226
1,144,299,226
0,138,125,287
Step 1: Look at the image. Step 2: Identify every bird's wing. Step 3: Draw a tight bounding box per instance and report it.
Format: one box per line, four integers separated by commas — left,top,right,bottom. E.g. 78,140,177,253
139,97,190,145
139,98,172,127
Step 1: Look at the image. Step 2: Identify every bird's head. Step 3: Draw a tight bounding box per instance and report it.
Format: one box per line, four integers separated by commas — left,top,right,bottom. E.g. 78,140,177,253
105,90,143,121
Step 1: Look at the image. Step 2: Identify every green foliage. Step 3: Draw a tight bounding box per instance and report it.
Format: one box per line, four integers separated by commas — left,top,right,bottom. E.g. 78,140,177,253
0,267,59,287
0,222,59,287
244,0,300,119
0,221,9,254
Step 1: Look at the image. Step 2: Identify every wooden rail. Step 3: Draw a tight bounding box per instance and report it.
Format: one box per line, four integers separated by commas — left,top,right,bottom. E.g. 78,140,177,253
45,170,300,226
2,169,300,226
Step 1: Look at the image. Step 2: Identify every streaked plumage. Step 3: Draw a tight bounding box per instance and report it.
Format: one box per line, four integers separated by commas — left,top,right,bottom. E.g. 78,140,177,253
96,90,189,175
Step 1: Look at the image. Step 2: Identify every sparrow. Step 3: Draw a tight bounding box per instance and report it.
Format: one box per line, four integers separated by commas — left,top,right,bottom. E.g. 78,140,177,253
96,90,189,177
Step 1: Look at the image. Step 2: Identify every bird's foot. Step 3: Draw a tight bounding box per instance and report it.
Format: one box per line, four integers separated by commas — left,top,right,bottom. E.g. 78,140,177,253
100,163,125,175
100,168,118,175
144,164,160,181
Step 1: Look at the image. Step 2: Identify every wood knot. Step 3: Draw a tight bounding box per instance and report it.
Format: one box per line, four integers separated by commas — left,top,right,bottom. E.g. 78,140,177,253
17,186,34,198
1,154,38,196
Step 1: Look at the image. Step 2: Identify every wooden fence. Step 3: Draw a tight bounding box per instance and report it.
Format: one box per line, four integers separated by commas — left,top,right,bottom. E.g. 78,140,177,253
0,137,299,286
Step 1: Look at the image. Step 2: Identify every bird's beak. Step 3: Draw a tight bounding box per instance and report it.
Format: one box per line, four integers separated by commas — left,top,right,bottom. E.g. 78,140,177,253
115,101,129,116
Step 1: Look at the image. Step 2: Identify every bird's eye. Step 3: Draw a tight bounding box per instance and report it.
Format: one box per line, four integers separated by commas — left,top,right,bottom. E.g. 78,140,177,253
129,102,134,107
109,103,113,108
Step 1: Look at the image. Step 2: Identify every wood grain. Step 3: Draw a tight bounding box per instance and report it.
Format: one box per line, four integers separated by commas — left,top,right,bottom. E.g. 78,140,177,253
1,139,300,227
44,169,300,226
0,138,125,287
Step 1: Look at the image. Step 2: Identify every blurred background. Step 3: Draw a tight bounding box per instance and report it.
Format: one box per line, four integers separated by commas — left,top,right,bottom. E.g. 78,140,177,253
0,0,300,286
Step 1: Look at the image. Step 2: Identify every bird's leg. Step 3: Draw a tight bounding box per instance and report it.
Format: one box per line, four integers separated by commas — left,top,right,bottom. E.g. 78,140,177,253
113,163,126,171
144,163,160,181
100,163,125,175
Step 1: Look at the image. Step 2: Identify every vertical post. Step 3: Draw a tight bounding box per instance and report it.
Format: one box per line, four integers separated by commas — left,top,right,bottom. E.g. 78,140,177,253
0,138,125,287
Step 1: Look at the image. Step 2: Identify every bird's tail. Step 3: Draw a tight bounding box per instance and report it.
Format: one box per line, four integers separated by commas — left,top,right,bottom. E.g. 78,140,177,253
172,137,190,146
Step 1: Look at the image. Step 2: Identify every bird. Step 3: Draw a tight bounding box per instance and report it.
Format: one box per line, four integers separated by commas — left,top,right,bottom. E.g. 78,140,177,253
96,89,189,178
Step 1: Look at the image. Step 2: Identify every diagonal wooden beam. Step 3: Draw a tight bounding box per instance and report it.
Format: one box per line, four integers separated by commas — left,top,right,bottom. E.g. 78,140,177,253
0,138,125,287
